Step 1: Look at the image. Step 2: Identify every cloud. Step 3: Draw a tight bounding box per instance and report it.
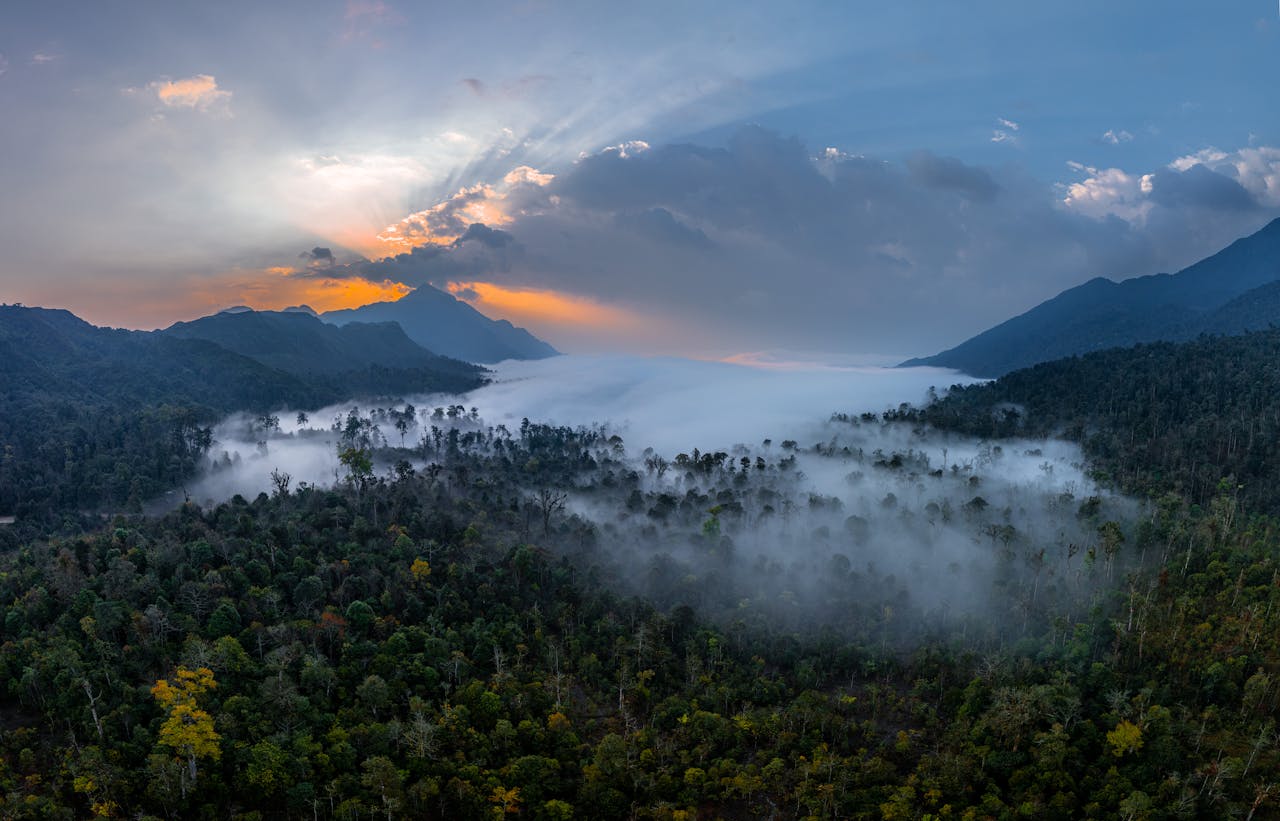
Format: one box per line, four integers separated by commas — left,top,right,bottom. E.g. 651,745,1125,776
1063,146,1280,221
444,281,649,331
302,246,334,262
906,151,1000,202
278,128,1280,358
1100,129,1133,145
376,164,553,251
461,77,485,95
149,74,231,112
0,55,8,77
614,208,714,248
1061,162,1153,222
299,247,337,271
991,117,1020,145
454,223,515,248
31,53,59,65
194,267,411,315
1147,164,1258,211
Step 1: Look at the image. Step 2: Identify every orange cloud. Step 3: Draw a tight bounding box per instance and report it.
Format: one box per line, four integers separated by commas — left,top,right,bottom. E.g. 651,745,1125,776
149,74,231,111
375,166,553,252
446,280,643,329
197,271,411,314
377,184,513,251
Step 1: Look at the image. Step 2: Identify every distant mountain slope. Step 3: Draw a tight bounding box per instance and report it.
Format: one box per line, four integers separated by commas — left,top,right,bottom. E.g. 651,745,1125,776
915,328,1280,511
162,308,479,379
1196,279,1280,335
904,217,1280,376
0,305,486,520
322,284,559,364
0,305,326,410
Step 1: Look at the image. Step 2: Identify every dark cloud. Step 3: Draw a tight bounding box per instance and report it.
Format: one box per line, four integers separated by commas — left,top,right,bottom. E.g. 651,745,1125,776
905,151,1000,202
613,208,713,249
454,222,515,248
461,78,485,95
312,225,513,288
300,246,335,264
1148,164,1258,211
311,128,1280,357
490,128,1279,355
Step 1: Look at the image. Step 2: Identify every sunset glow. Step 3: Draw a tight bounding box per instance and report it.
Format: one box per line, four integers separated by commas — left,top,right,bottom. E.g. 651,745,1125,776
446,280,643,329
212,271,412,314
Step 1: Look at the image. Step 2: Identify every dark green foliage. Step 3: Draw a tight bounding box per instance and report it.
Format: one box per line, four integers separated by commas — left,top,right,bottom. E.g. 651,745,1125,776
0,409,1276,818
915,329,1280,512
1,321,1280,817
162,309,481,379
0,306,485,527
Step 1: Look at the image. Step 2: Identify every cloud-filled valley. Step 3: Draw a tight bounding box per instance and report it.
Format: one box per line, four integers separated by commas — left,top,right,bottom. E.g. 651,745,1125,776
185,356,1134,643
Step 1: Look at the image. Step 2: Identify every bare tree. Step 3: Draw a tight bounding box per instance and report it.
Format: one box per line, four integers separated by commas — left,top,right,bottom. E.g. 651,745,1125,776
535,488,568,537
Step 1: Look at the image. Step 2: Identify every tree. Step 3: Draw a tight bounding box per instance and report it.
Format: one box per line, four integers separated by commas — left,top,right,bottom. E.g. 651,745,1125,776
151,666,221,796
339,446,373,491
270,468,291,498
535,488,567,537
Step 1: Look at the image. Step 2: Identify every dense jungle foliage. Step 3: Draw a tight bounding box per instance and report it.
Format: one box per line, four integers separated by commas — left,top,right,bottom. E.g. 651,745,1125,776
0,330,1279,818
0,306,483,527
913,329,1280,514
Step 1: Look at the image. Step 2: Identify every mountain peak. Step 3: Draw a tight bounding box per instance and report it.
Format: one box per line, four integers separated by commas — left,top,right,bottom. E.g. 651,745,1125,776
322,283,559,364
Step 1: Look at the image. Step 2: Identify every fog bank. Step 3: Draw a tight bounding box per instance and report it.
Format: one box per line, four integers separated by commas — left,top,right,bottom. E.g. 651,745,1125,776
188,355,979,502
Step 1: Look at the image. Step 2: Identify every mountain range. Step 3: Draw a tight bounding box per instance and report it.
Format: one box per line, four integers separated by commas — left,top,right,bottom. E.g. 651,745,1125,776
322,284,559,364
0,304,484,413
905,216,1280,376
162,309,478,380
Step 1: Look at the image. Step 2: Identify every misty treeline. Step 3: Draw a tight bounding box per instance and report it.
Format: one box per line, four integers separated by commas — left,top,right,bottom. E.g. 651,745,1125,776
3,386,1279,819
0,305,484,531
911,328,1280,515
256,401,1135,650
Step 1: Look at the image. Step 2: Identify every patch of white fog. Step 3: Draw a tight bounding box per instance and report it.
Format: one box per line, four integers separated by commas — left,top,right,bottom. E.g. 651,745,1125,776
187,354,1135,638
188,354,983,502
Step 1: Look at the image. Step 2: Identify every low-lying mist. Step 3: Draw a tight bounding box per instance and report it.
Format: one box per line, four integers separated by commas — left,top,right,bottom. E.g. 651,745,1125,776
190,355,979,500
185,355,1139,646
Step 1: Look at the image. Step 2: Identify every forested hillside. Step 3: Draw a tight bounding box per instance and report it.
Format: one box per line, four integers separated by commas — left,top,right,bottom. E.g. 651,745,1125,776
0,306,485,527
913,329,1280,513
0,394,1277,817
162,310,480,380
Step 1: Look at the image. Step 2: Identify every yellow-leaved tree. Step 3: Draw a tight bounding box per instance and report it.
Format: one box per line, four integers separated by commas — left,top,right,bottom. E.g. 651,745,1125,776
151,666,220,796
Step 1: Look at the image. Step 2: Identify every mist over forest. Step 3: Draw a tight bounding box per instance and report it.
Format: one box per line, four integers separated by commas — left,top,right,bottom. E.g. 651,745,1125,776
189,356,1137,649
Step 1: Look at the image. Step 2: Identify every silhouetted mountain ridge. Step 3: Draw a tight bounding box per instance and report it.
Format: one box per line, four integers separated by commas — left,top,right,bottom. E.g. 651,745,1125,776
162,309,479,380
904,217,1280,376
322,284,559,363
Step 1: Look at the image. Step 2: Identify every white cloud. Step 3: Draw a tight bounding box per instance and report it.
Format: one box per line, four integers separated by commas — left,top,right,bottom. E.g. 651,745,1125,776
503,165,555,187
376,162,555,250
1171,146,1280,207
1061,162,1153,222
991,117,1020,145
148,74,232,112
31,53,58,65
1101,129,1133,145
589,140,651,159
1170,147,1229,172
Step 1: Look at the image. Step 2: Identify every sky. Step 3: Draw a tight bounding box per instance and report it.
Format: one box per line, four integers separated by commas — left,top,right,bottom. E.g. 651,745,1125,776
2,1,1279,358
